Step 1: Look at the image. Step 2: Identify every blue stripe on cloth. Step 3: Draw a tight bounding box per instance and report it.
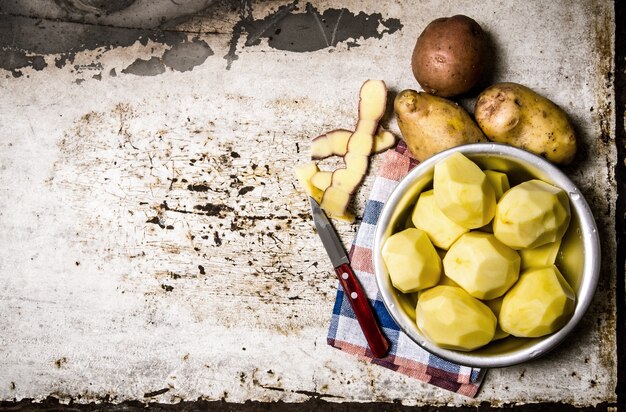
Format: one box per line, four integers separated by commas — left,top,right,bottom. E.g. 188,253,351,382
333,290,399,332
382,327,400,356
470,368,483,383
332,286,345,317
372,298,400,331
428,352,461,375
330,290,401,356
327,313,340,341
361,199,385,225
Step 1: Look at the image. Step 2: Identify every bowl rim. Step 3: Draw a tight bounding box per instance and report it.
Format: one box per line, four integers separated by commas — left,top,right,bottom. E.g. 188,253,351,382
373,143,601,368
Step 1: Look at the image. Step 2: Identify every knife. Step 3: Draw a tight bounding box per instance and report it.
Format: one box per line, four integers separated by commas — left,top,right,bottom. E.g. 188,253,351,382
309,197,389,358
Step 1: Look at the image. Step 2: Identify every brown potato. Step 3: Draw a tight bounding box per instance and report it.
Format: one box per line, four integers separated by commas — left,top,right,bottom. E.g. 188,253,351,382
411,15,490,97
474,82,577,164
394,90,487,161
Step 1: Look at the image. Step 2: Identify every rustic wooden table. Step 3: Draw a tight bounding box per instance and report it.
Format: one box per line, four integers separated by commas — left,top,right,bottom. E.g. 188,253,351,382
0,0,620,409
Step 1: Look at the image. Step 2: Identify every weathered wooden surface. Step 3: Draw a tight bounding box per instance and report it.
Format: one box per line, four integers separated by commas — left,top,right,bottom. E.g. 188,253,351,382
0,0,617,407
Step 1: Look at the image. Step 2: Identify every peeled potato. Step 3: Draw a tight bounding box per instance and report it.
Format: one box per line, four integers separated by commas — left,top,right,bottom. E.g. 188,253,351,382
433,152,496,229
388,153,579,351
411,190,469,250
416,285,496,351
443,232,520,300
437,273,459,288
484,297,510,341
499,266,575,338
382,228,442,293
493,179,570,249
520,240,562,270
484,170,510,201
416,272,459,300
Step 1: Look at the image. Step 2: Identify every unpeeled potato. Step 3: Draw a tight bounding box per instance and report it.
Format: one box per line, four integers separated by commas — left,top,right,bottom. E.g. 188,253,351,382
474,82,577,164
411,15,491,97
394,90,487,161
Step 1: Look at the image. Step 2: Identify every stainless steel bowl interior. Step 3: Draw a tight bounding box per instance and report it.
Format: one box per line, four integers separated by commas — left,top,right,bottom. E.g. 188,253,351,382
373,143,600,368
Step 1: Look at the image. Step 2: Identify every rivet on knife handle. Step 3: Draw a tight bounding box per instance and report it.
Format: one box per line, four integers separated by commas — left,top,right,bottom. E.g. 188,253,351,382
335,263,389,358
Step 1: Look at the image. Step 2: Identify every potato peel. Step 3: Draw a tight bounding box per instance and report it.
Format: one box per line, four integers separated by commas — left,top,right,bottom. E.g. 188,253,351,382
296,80,391,221
311,127,396,160
294,162,323,203
310,171,332,191
320,80,387,218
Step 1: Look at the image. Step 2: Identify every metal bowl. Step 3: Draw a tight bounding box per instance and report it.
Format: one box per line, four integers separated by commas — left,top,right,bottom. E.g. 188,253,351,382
373,143,600,368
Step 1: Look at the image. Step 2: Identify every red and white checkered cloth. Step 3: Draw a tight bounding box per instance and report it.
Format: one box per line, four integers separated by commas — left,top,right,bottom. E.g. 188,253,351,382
327,141,485,397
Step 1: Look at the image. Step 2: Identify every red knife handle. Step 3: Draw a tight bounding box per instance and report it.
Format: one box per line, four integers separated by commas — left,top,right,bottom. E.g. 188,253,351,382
335,263,389,358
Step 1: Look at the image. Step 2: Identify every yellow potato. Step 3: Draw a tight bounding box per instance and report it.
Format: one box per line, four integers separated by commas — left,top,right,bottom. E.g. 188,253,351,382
493,179,570,249
411,190,469,250
474,82,577,165
382,228,442,293
394,90,487,161
416,272,459,300
433,152,496,229
484,297,510,341
443,232,520,300
388,154,579,350
519,240,562,270
499,266,575,338
484,170,510,201
416,285,496,351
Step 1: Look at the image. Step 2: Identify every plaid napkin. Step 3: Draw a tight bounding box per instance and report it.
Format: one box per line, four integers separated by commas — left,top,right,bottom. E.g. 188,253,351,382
327,141,485,397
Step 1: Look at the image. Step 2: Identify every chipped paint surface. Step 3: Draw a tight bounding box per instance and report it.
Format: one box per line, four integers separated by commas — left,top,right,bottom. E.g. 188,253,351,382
224,1,402,68
0,0,617,407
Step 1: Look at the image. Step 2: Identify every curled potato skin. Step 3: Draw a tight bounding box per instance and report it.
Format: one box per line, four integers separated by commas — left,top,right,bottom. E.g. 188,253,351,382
394,89,487,161
411,15,490,97
474,82,577,165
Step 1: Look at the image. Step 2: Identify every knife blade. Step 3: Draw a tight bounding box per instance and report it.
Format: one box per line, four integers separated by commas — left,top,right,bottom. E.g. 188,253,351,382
309,197,389,358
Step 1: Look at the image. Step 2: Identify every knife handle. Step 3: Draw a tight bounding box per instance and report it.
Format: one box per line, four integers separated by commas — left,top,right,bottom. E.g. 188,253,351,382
335,263,389,358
